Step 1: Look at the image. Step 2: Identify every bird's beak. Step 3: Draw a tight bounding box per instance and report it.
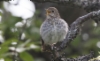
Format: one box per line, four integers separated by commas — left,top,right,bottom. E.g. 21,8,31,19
45,9,51,16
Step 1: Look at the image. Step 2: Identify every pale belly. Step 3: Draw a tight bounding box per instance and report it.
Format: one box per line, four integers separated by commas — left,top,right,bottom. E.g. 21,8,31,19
43,26,66,45
40,18,68,45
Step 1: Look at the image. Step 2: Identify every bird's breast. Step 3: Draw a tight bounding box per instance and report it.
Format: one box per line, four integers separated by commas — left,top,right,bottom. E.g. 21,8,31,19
41,18,68,45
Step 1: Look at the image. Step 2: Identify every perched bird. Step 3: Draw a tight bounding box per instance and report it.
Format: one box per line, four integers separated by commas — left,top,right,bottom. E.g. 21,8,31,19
40,7,68,49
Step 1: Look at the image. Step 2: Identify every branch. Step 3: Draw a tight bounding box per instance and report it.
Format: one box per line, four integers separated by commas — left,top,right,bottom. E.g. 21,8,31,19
57,9,100,51
45,9,99,61
32,0,100,12
33,0,100,60
46,50,94,61
32,0,100,24
55,51,94,61
41,6,100,61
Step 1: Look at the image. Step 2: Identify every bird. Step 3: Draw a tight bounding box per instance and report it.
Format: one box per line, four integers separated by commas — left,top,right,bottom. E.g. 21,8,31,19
40,7,68,50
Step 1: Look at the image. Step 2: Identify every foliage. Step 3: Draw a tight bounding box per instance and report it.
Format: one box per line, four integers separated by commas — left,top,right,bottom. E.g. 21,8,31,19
0,2,42,61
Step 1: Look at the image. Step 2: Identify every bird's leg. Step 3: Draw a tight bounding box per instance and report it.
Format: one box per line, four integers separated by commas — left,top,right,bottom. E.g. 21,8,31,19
41,38,46,51
51,43,56,50
41,38,51,52
51,43,61,58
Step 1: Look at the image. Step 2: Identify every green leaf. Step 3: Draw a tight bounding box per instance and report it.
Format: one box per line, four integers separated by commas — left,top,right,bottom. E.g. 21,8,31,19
0,12,2,16
0,47,9,58
0,39,18,47
20,52,34,61
98,51,100,54
34,19,42,28
5,57,12,61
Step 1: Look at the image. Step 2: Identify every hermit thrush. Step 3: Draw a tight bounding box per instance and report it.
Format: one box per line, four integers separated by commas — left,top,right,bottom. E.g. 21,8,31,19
40,7,68,48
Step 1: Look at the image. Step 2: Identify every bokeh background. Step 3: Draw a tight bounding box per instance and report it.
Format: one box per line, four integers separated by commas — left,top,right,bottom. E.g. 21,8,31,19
0,0,100,61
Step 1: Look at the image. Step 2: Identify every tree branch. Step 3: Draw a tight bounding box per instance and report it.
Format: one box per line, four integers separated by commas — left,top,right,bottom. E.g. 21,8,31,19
33,0,100,60
43,9,100,61
32,0,100,24
32,0,100,12
41,5,100,61
55,51,94,61
47,9,99,61
57,10,100,51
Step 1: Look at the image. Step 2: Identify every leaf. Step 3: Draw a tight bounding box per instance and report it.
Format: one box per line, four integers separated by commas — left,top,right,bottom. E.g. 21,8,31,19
98,51,100,54
0,13,2,16
0,39,18,47
0,47,9,58
5,57,12,61
34,19,42,28
20,51,34,61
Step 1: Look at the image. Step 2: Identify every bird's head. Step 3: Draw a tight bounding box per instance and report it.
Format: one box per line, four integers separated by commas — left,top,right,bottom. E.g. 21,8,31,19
45,7,60,18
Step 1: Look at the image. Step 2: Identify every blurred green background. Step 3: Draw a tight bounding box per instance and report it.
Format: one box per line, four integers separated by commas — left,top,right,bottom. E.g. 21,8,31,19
0,0,100,61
